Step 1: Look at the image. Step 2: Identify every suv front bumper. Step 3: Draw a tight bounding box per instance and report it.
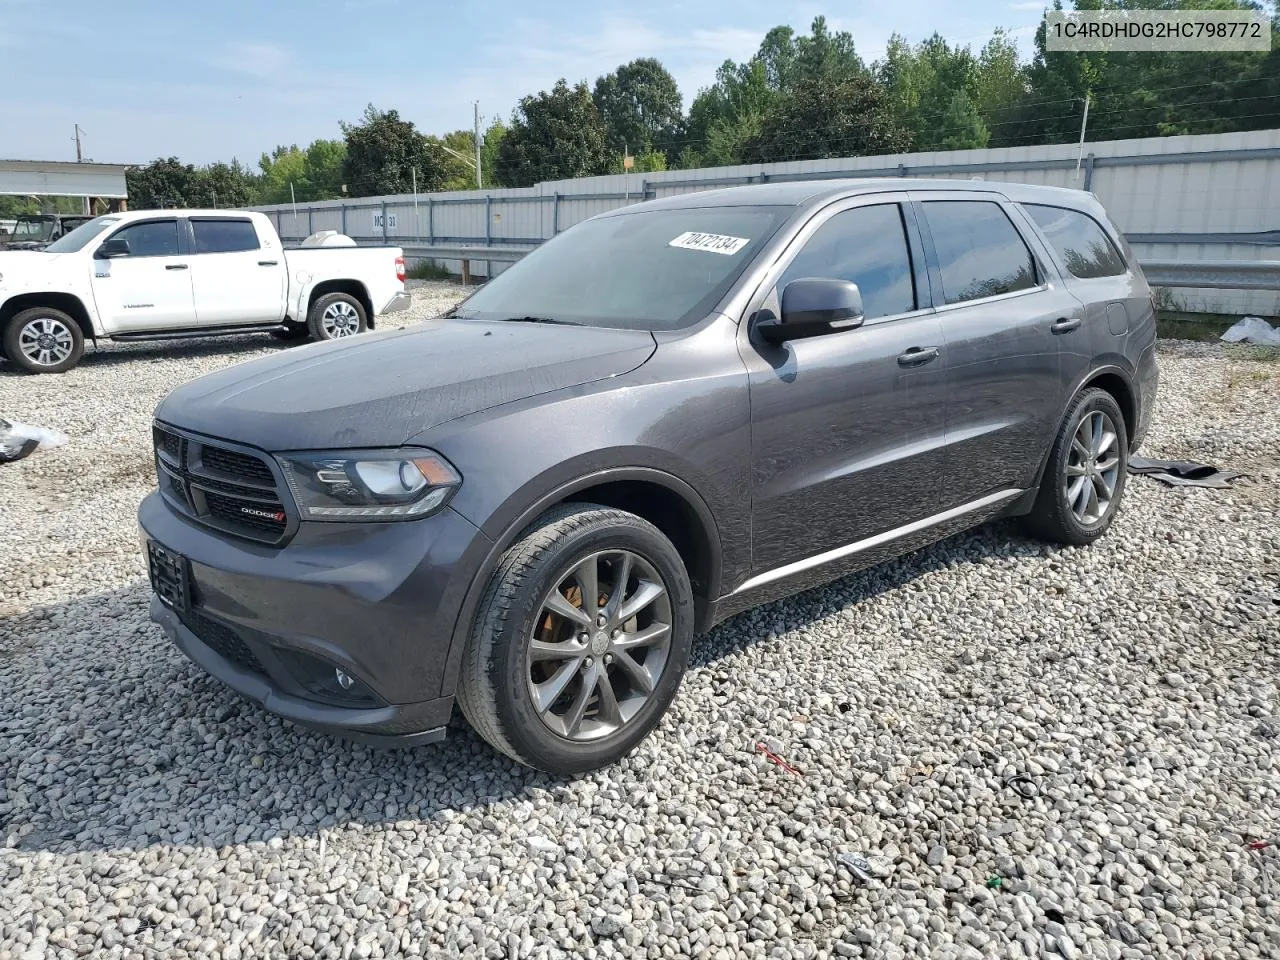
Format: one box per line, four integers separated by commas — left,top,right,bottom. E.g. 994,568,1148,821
139,490,493,745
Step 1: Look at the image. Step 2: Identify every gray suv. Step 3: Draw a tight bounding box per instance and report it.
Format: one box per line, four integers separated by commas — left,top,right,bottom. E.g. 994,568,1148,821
140,179,1158,773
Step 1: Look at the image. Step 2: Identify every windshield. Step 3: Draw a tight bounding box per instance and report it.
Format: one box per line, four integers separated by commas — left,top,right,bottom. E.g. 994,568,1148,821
45,216,119,253
11,217,55,241
454,205,789,330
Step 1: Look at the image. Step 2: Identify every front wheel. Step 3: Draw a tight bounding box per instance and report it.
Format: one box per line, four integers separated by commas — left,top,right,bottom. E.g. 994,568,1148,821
3,308,85,374
1021,388,1129,546
306,293,367,341
457,504,694,774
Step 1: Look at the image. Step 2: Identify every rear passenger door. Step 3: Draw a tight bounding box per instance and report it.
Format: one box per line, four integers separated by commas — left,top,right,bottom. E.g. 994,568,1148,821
187,217,286,327
911,193,1082,505
742,194,948,574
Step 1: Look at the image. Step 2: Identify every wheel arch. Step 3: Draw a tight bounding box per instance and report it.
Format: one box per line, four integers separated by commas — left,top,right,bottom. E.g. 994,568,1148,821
0,293,95,342
1028,364,1137,494
306,280,374,328
438,467,723,699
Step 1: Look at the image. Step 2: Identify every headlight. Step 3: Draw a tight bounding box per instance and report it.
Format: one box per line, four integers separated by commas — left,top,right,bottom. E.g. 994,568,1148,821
276,448,461,520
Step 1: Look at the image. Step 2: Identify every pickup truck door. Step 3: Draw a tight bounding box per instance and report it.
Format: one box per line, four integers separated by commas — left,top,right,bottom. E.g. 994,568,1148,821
89,218,197,333
187,217,286,326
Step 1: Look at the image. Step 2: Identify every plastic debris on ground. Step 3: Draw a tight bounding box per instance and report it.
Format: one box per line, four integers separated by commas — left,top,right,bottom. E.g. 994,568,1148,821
0,418,69,464
1220,316,1280,346
755,742,803,777
1128,455,1243,489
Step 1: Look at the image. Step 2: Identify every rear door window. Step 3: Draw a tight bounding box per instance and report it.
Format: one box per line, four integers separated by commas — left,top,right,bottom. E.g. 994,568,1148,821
779,203,917,320
1023,204,1127,279
192,219,260,254
920,200,1038,304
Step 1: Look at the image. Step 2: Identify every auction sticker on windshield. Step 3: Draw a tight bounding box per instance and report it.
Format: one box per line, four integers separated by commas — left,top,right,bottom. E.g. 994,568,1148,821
668,232,750,255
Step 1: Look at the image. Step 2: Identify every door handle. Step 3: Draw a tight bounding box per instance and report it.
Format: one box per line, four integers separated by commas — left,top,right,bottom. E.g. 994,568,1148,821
165,264,189,271
1051,317,1083,334
897,346,940,367
258,260,279,266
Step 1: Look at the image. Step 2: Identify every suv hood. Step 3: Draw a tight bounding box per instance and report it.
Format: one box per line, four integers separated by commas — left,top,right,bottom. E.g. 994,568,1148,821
157,319,657,450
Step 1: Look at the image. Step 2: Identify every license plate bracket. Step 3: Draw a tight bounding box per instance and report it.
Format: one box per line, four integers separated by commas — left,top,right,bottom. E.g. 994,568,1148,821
147,540,191,613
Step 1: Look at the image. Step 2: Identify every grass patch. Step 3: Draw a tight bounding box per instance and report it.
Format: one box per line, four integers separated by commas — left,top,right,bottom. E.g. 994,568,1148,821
1157,311,1239,342
405,259,455,281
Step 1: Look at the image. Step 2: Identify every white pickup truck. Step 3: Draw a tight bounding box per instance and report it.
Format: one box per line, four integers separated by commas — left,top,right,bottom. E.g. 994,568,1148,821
0,210,408,373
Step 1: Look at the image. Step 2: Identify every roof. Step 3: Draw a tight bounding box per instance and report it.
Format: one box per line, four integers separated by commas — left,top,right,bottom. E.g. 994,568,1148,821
625,177,1093,213
0,158,131,199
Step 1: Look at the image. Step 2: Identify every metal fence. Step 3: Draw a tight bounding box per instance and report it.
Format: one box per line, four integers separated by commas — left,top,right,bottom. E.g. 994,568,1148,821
257,128,1280,316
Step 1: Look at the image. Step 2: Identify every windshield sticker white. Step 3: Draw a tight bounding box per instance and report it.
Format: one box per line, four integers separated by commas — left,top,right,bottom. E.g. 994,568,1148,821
668,231,750,255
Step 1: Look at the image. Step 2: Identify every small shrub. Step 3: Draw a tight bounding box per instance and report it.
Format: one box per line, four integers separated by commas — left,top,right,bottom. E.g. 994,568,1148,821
405,259,454,281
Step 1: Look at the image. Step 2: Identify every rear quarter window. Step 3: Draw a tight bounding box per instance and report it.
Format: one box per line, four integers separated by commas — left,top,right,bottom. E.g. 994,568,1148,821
919,200,1038,305
1023,204,1128,279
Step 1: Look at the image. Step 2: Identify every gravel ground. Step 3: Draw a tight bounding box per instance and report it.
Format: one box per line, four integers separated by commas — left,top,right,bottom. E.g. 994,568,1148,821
1,286,1277,960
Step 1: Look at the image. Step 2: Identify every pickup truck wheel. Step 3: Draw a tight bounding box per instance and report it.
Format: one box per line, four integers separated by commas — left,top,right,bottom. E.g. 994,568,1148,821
1021,388,1128,546
3,308,84,374
457,503,694,774
307,293,367,341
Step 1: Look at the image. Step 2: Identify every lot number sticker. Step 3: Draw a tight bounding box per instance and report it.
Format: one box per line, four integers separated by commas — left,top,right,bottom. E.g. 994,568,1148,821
668,231,750,255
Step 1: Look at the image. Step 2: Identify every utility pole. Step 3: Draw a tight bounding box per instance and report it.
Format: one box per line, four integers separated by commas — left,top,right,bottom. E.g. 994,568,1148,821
73,124,84,162
1073,93,1091,185
474,101,483,190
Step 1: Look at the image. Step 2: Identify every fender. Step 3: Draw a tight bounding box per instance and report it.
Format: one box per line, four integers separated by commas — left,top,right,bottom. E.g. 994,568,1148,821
436,465,723,698
1026,362,1138,494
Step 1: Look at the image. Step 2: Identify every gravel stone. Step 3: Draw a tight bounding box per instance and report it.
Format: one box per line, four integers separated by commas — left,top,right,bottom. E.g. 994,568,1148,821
3,325,1279,957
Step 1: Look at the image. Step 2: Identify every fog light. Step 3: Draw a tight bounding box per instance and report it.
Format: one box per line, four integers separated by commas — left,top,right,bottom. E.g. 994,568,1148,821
335,668,354,690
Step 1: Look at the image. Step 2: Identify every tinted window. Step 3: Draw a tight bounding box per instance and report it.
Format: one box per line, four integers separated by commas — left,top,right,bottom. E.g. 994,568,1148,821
193,218,260,254
779,204,916,320
113,220,180,258
1024,203,1127,279
921,201,1037,304
454,206,788,331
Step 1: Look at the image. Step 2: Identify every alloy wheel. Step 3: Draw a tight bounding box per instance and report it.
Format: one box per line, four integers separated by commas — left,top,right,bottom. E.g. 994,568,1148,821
18,317,75,368
1065,409,1121,524
526,550,672,742
321,301,361,337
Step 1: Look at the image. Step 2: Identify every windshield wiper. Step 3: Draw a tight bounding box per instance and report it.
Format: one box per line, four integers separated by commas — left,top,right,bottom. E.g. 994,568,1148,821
497,315,578,326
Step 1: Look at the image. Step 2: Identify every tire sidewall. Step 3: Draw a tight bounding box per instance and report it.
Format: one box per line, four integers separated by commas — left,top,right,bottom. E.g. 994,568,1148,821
307,293,367,341
1049,390,1129,543
490,518,694,774
4,308,84,374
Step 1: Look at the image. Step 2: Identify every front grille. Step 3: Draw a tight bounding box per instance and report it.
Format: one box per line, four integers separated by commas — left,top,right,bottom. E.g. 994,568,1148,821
180,609,265,675
153,423,291,545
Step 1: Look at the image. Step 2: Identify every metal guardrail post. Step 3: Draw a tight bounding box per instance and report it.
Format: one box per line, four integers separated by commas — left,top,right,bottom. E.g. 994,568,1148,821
427,197,434,243
552,193,560,234
340,204,347,235
485,196,492,246
307,208,314,235
1083,153,1097,191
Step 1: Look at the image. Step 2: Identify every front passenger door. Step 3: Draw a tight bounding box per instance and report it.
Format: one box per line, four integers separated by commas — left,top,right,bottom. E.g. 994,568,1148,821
89,219,197,334
741,197,948,576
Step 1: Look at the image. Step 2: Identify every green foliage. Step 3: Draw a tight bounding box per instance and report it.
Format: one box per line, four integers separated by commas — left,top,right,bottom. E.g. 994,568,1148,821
341,105,449,198
405,259,455,280
433,129,480,191
126,158,257,210
496,80,610,187
481,120,507,188
742,74,910,162
593,57,684,158
878,33,994,151
0,195,86,216
607,149,667,175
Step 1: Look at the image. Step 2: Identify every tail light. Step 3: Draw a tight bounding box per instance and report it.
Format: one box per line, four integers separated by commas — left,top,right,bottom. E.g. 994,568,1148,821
395,256,406,283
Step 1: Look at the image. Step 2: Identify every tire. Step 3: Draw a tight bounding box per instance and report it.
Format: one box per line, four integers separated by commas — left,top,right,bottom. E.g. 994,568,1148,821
1021,388,1129,547
457,503,694,774
271,321,310,342
3,307,85,374
306,293,367,341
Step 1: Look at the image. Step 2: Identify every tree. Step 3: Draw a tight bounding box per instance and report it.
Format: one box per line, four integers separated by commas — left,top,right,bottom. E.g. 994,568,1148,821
495,80,610,187
258,140,347,203
593,58,683,158
741,74,910,163
878,32,993,151
480,119,507,188
607,148,668,175
341,104,449,197
197,160,258,207
936,92,990,150
304,139,346,198
127,158,203,209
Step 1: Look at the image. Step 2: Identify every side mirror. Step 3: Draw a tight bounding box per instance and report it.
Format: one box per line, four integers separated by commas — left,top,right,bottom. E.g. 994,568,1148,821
760,278,865,343
95,236,130,259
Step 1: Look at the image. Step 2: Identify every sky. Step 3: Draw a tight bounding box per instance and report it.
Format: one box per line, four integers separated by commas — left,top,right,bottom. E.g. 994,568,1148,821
0,0,1049,167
